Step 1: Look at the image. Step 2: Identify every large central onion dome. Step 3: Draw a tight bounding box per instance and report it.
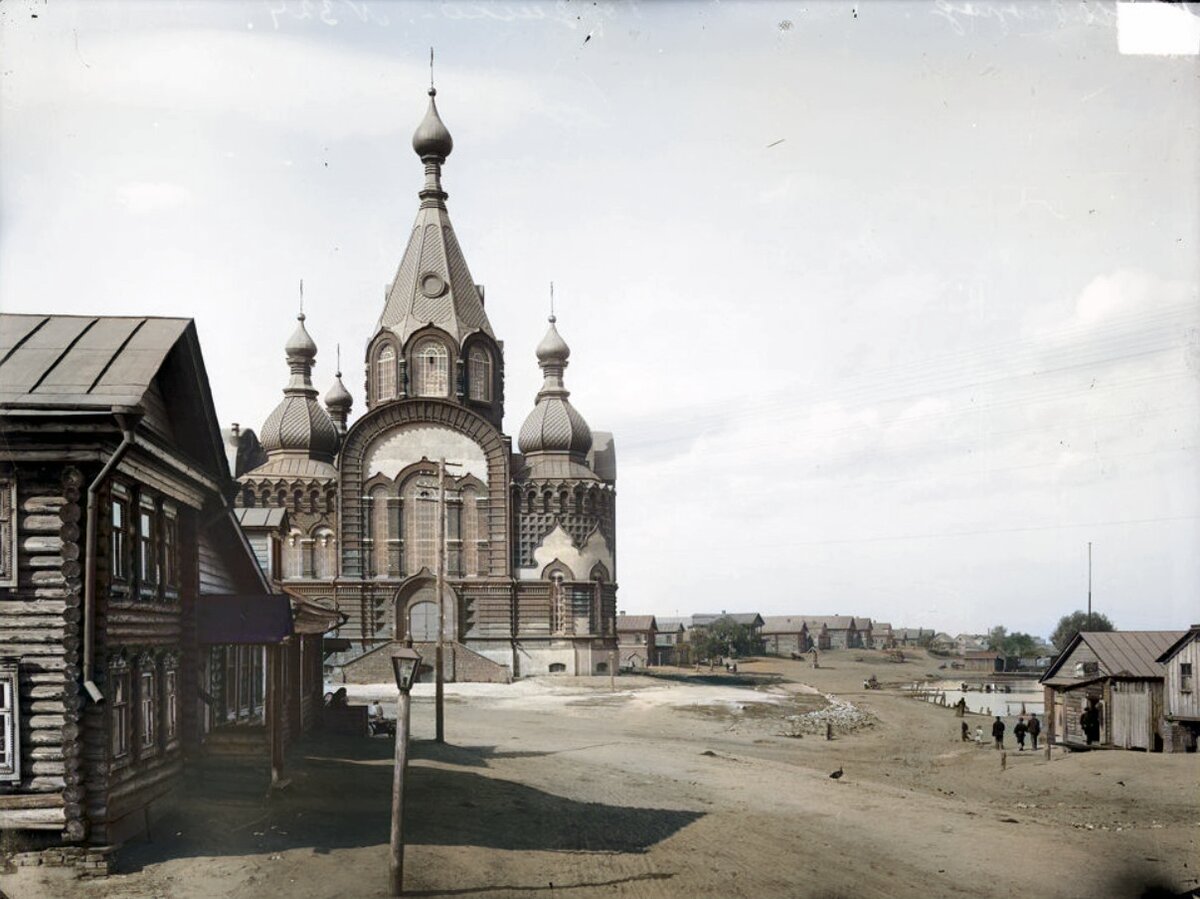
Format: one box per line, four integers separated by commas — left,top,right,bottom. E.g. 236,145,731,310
259,312,340,463
518,315,593,457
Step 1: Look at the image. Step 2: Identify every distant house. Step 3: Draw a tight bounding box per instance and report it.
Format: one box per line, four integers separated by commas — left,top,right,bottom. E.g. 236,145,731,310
653,618,688,666
962,650,1002,672
873,622,895,649
955,633,988,654
893,627,931,647
857,618,876,649
1040,631,1183,752
616,614,657,669
1156,624,1200,752
804,616,861,650
761,617,811,657
930,632,956,652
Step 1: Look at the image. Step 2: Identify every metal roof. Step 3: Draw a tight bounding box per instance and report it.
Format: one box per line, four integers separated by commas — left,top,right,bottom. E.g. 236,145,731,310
802,616,857,631
233,507,289,529
0,314,190,410
692,613,764,627
655,617,691,632
1041,631,1184,684
1157,625,1200,664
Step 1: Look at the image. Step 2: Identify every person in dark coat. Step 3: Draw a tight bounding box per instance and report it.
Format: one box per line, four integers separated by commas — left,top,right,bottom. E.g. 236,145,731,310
992,715,1005,749
1080,706,1094,744
1014,717,1027,751
1027,713,1041,750
961,720,970,742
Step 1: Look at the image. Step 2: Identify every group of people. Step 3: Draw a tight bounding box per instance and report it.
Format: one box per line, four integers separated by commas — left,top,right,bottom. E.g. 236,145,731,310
961,712,1041,751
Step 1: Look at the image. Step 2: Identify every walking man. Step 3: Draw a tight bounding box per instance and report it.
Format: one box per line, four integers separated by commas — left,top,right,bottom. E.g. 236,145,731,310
1027,713,1041,751
1014,716,1027,751
991,715,1006,749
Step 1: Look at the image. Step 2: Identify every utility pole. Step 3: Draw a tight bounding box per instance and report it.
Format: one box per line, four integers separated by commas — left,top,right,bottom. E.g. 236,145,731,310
1087,541,1093,631
434,457,462,744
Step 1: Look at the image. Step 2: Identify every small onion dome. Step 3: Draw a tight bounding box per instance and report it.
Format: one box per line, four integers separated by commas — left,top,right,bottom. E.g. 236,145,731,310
285,312,318,360
325,371,352,410
259,394,340,462
518,395,593,456
535,315,570,363
412,88,453,159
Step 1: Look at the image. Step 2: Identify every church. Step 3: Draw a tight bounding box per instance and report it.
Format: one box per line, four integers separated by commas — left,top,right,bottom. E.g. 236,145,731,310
231,87,619,682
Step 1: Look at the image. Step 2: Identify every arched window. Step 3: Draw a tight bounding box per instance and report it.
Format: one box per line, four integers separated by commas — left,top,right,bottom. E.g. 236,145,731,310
375,345,397,402
284,529,304,579
550,570,566,635
369,486,390,578
312,528,336,579
467,346,491,401
411,338,449,397
406,484,437,573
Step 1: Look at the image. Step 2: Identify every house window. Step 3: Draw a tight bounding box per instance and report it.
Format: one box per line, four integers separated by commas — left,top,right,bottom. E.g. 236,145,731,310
285,530,304,579
111,669,131,760
468,346,491,401
0,665,19,783
215,646,266,724
0,478,16,588
376,345,397,402
139,668,156,750
110,489,130,593
411,338,449,397
163,667,178,743
138,499,159,599
1182,662,1194,693
162,509,179,599
548,663,566,674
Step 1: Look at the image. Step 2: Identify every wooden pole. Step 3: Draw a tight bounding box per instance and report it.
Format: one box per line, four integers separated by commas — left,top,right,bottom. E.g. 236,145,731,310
389,689,412,896
435,459,445,744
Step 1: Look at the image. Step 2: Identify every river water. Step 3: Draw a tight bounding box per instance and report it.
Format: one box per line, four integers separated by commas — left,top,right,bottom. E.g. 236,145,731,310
905,678,1044,717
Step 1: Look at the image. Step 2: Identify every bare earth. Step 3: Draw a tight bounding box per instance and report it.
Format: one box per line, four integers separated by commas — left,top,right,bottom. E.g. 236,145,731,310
4,651,1197,898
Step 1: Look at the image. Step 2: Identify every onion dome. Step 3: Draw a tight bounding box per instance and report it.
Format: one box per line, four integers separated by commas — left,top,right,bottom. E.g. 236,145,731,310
324,367,353,437
518,315,593,457
412,88,453,160
259,312,340,463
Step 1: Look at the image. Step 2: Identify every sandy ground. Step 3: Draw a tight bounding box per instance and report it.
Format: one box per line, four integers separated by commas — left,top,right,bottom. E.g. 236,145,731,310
4,650,1197,898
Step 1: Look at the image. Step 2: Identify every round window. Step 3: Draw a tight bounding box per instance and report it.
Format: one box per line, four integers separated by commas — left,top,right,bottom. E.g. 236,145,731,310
419,272,447,298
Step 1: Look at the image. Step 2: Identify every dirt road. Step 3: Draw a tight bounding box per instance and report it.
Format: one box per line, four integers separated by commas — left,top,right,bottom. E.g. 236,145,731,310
5,650,1196,898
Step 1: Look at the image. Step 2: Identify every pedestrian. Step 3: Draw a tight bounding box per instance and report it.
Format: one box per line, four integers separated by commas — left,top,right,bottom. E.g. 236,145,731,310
1014,716,1027,751
1027,713,1041,751
961,720,970,742
1080,706,1093,744
992,715,1005,749
974,725,983,745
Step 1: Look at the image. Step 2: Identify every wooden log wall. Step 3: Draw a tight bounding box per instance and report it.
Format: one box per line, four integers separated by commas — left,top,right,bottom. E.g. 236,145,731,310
0,464,77,834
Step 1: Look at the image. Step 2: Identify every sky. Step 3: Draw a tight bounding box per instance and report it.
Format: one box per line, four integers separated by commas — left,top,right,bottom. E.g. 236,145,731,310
2,0,1197,639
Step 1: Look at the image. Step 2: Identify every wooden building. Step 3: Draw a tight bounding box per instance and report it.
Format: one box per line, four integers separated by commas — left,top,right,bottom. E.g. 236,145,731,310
1040,630,1183,752
803,616,861,651
0,314,331,852
1156,625,1200,752
962,650,1002,673
616,614,657,670
761,617,811,657
653,618,688,667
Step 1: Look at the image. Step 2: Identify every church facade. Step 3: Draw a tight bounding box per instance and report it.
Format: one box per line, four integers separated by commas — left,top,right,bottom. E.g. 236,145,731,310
233,88,618,681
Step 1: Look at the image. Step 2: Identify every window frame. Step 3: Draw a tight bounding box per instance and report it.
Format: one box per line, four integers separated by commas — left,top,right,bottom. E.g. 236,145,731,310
467,345,492,402
375,344,397,403
138,664,157,754
161,505,180,601
0,477,16,588
1182,661,1194,693
411,337,450,398
162,659,179,747
110,662,132,765
0,664,20,783
137,497,160,600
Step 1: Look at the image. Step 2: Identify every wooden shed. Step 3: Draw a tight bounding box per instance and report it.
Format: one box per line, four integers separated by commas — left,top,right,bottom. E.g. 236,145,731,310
1040,631,1183,752
1156,624,1200,752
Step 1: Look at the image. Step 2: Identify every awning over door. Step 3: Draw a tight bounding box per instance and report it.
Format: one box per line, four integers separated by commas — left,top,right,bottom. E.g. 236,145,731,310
196,594,294,644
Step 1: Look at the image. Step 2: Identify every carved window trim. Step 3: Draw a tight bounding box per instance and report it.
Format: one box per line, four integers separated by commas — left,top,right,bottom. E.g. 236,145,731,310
162,654,180,748
0,477,15,588
109,656,132,767
0,664,20,783
137,655,158,756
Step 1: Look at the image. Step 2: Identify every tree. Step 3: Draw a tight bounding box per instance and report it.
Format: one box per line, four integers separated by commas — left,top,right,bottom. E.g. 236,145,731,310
690,618,758,660
987,626,1039,658
1050,610,1115,652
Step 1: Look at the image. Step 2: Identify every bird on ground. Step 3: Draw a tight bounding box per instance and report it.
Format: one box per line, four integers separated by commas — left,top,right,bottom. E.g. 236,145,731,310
829,767,844,780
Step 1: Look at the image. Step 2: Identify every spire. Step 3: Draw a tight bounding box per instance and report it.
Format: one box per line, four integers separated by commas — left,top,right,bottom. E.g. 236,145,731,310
375,83,493,347
259,293,339,463
324,343,353,437
518,312,592,457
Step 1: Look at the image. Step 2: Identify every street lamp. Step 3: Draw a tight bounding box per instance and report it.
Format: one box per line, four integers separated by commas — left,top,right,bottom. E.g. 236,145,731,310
389,647,421,896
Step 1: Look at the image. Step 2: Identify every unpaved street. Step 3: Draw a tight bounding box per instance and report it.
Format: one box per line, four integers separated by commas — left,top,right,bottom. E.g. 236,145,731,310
5,651,1197,898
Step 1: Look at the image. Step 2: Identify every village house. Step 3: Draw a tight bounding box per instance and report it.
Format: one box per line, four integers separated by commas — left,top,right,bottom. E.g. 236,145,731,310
804,616,861,650
761,616,811,657
0,314,337,860
690,612,764,648
653,618,688,667
893,627,931,647
872,622,895,649
1156,624,1200,752
616,614,656,670
955,633,988,654
1040,630,1183,752
930,632,956,652
961,650,1003,673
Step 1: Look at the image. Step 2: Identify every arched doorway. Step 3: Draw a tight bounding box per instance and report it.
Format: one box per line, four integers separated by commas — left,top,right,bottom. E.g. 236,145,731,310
392,572,458,643
409,600,439,642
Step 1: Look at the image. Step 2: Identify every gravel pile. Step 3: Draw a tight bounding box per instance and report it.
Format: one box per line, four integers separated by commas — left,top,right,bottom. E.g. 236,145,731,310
780,694,877,737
